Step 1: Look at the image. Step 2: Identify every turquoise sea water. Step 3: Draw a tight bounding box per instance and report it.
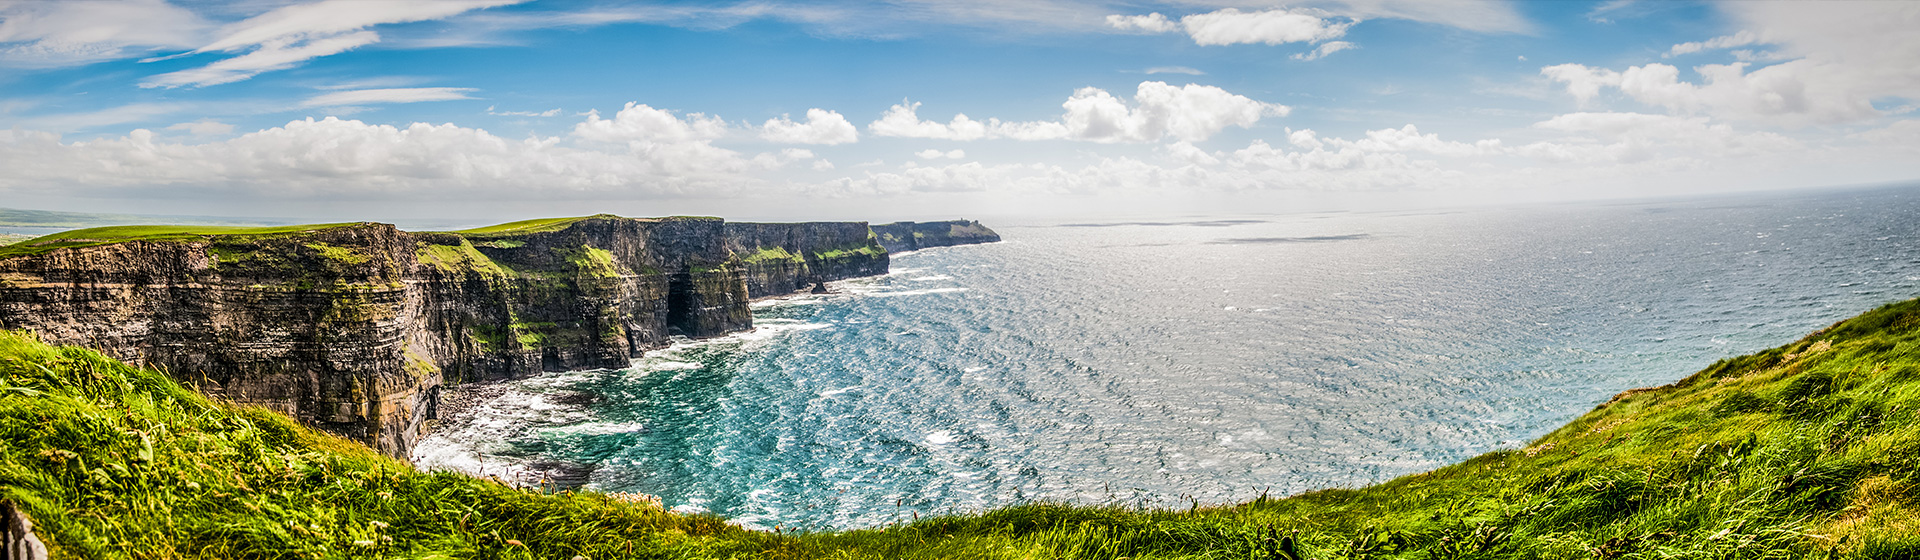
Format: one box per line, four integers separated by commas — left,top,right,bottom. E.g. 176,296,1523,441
415,186,1920,530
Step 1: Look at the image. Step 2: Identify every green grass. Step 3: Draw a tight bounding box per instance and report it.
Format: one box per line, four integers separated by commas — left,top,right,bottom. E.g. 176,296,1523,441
0,223,364,258
451,215,624,236
558,247,622,278
0,331,776,560
413,242,509,278
741,246,805,264
811,245,883,261
12,298,1920,558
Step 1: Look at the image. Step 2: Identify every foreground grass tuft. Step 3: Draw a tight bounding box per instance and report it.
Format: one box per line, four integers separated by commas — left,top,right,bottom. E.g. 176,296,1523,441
10,298,1920,558
0,332,784,559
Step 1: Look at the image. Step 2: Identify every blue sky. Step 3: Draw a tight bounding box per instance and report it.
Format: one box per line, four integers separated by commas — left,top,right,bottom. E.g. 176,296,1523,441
1,0,1916,224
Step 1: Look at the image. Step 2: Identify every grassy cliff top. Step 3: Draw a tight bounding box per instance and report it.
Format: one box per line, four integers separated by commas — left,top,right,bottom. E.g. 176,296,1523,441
449,214,625,236
448,214,726,237
9,296,1920,558
0,223,369,258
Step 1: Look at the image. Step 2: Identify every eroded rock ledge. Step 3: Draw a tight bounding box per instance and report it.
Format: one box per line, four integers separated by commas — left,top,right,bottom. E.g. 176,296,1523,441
0,215,996,457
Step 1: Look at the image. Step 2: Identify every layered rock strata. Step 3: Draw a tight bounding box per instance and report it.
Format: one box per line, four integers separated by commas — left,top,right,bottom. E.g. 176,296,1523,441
0,215,951,457
870,220,1001,253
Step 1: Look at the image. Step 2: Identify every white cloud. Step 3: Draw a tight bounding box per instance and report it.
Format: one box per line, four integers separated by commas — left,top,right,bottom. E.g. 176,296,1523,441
915,148,965,159
869,102,993,141
303,87,477,108
1524,112,1800,163
870,81,1287,144
812,159,836,171
1063,81,1289,143
760,108,859,145
0,114,779,200
1665,30,1765,58
573,102,730,144
1855,119,1920,150
142,0,525,88
144,30,384,88
488,106,562,117
1145,66,1206,75
1181,8,1355,46
1326,0,1534,34
13,102,191,131
0,0,208,67
1107,7,1357,48
198,0,525,53
1292,41,1355,61
1541,2,1920,127
1106,13,1179,33
166,119,234,136
1539,63,1620,105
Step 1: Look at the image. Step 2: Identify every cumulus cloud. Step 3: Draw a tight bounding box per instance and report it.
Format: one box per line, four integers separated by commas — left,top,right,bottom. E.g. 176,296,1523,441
1541,2,1920,127
1105,13,1179,33
811,107,1829,199
759,108,859,145
0,112,813,200
1106,7,1358,53
869,102,994,141
915,148,965,159
165,119,234,136
1181,8,1356,46
573,102,729,144
870,81,1288,144
142,0,525,88
303,87,477,108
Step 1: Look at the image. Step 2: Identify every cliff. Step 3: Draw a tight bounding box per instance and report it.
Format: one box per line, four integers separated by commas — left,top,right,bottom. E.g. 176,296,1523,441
0,215,933,457
869,220,1000,253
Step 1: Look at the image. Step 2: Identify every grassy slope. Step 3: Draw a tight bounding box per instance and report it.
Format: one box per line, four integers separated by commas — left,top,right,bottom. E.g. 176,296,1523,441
0,224,365,258
6,298,1920,558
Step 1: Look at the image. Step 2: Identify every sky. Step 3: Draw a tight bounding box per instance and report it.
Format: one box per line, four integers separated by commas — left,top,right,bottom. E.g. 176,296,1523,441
1,0,1917,225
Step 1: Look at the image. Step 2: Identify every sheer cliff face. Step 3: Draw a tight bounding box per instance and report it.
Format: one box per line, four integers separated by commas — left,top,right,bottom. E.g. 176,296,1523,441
0,216,894,457
724,222,888,298
870,220,1001,253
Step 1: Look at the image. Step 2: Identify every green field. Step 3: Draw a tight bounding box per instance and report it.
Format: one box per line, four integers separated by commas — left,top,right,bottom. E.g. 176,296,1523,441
7,299,1920,558
449,215,614,236
0,223,365,258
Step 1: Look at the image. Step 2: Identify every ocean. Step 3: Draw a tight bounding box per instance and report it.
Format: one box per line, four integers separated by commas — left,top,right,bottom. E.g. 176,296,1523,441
414,185,1920,531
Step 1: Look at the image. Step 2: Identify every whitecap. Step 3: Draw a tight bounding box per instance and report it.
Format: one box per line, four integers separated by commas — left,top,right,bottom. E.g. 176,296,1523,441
819,386,861,397
925,430,959,445
545,422,646,436
868,287,970,298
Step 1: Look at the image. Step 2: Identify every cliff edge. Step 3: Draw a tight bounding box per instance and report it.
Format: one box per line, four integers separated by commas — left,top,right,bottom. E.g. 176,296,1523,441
870,220,1000,253
0,215,991,457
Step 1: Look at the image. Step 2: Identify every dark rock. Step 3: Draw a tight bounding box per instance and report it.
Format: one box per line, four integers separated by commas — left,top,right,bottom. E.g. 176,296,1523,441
2,501,47,560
